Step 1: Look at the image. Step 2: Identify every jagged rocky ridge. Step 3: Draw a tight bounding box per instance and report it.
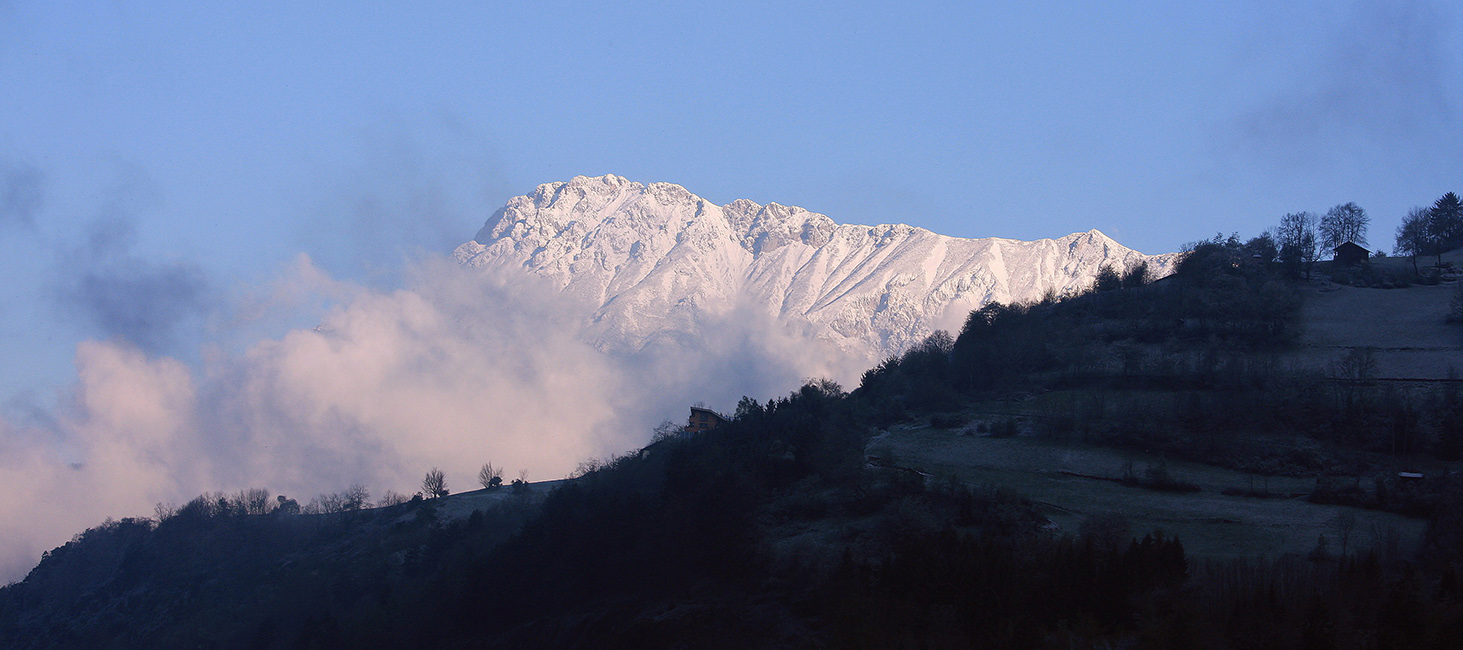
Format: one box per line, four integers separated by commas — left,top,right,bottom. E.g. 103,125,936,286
454,174,1177,358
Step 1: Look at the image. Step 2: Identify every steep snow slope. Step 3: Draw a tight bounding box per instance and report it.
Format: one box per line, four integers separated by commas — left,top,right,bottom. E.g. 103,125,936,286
453,174,1176,359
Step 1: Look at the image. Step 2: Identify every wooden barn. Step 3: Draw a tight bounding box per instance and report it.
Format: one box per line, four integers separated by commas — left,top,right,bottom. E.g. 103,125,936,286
1332,241,1370,266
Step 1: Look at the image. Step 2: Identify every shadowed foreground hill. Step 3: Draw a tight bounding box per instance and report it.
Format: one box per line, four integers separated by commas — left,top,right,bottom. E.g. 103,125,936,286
6,238,1463,648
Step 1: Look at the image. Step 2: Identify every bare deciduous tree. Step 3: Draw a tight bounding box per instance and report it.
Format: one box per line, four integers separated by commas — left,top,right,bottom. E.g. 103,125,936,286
1396,206,1431,274
1276,211,1319,279
1331,347,1378,383
422,468,448,499
377,490,409,508
651,419,681,442
342,484,370,511
570,458,603,479
1320,202,1369,249
305,493,342,514
478,462,503,489
229,488,273,515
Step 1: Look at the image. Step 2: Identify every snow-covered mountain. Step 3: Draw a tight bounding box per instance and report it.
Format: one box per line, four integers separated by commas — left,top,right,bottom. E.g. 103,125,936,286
453,174,1176,360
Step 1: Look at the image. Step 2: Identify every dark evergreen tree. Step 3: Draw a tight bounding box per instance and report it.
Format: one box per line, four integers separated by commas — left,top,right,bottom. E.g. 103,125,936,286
1121,260,1149,288
1093,264,1122,292
1429,192,1463,258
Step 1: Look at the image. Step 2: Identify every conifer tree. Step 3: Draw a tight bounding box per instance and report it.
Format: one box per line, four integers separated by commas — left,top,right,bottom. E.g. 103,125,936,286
1429,192,1462,259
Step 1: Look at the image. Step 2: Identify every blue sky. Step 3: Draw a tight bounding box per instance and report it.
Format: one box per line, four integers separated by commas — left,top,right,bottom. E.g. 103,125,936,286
1,0,1461,399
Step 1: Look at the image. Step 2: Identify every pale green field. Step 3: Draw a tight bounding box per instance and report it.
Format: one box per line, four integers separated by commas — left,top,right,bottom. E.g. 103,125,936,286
873,425,1427,560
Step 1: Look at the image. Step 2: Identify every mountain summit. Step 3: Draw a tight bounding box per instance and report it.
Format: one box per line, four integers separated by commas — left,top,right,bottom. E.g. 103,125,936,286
454,174,1175,358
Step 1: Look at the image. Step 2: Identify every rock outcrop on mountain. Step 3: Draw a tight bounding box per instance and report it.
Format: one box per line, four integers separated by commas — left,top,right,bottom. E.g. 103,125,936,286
453,174,1176,359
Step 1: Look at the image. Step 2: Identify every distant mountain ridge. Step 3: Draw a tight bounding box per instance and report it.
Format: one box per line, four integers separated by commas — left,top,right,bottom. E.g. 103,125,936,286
453,174,1177,358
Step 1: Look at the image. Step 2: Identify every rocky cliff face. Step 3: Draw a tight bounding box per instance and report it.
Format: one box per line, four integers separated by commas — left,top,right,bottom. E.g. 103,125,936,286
454,174,1176,358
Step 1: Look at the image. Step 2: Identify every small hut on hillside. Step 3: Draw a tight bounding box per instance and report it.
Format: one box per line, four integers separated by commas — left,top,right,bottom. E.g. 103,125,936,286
1333,241,1369,266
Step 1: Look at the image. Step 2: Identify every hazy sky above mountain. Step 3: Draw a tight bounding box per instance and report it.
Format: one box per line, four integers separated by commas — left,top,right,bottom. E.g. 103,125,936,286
3,2,1461,288
0,1,1461,581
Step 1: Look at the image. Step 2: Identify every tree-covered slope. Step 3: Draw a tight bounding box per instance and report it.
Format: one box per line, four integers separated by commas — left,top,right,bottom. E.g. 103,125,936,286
7,237,1463,648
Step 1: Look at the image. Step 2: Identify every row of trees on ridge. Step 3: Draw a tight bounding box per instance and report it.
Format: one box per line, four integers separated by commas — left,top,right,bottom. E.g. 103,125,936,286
1396,191,1463,269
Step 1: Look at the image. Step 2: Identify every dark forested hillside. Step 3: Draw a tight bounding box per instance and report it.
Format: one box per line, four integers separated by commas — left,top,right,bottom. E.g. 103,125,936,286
6,236,1463,648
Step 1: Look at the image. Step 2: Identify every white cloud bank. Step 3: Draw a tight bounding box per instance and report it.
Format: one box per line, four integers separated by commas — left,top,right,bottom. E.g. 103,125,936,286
0,253,872,583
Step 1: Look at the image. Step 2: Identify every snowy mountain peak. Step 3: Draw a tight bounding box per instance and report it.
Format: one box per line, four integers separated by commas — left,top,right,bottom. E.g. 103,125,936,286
455,176,1177,359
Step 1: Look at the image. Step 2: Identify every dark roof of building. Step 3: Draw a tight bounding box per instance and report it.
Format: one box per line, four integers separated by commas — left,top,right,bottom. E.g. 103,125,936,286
1333,241,1369,253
